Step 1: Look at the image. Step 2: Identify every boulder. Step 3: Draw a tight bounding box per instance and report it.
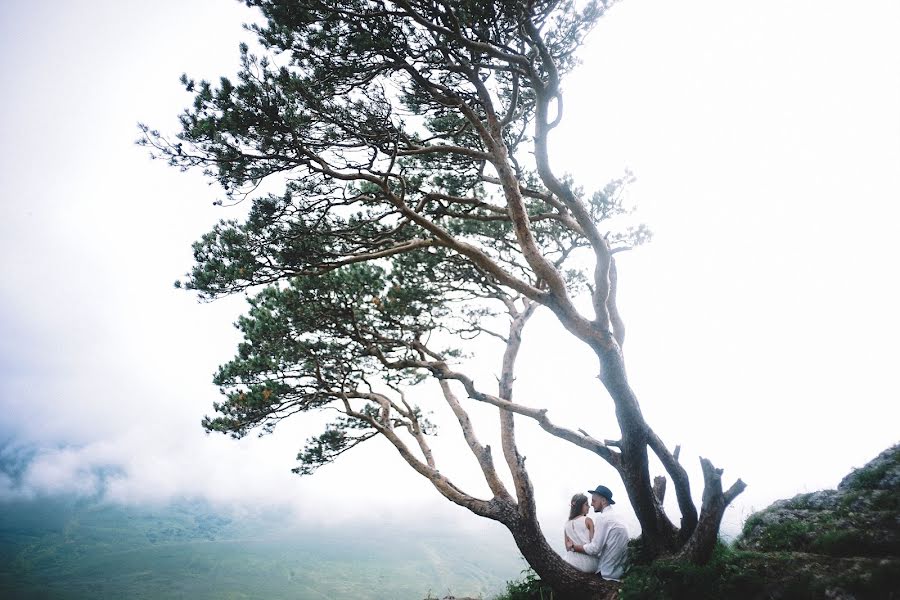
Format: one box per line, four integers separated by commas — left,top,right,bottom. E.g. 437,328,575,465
737,444,900,558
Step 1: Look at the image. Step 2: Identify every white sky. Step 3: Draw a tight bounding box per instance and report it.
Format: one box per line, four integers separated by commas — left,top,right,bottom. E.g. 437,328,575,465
1,0,898,547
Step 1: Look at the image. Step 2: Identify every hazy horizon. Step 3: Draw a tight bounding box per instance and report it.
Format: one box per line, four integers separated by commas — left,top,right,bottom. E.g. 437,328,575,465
2,0,898,585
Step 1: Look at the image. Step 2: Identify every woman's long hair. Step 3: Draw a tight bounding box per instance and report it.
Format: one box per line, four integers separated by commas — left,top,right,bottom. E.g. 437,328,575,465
568,493,588,520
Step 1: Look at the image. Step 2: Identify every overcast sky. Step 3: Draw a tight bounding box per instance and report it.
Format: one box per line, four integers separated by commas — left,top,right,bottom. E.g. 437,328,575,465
1,0,898,545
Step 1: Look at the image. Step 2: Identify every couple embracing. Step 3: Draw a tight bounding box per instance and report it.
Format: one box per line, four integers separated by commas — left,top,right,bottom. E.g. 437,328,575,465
563,485,629,582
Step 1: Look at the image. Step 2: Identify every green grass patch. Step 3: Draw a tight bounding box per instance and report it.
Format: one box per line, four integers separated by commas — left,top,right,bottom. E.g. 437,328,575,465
620,543,766,600
844,453,899,491
620,543,900,600
810,530,895,558
748,519,814,552
491,568,555,600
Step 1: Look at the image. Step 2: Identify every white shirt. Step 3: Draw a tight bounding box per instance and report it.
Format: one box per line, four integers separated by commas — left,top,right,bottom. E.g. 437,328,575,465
581,505,629,581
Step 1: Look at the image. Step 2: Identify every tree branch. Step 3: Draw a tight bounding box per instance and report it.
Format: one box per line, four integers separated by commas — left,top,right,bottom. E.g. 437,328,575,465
438,379,512,501
346,402,503,518
647,433,697,539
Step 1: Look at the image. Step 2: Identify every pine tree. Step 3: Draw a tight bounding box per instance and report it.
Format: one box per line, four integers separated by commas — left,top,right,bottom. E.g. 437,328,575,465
143,2,745,596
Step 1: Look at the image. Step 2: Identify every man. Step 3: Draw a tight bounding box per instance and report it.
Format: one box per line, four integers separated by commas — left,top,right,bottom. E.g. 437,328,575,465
567,485,629,581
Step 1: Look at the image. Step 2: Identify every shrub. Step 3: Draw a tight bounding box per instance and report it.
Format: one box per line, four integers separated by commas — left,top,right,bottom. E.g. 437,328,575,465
810,530,892,558
620,543,765,600
493,568,555,600
751,519,814,552
844,453,899,491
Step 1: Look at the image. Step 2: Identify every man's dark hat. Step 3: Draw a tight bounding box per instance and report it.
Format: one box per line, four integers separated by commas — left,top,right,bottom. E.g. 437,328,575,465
587,485,616,504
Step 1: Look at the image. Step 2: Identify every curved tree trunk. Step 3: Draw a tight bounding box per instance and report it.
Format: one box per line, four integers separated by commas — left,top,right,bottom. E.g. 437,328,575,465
590,341,744,562
592,342,680,552
170,0,749,575
500,507,618,600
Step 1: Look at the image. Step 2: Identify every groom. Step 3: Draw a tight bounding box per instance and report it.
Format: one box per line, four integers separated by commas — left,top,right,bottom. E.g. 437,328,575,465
566,485,629,581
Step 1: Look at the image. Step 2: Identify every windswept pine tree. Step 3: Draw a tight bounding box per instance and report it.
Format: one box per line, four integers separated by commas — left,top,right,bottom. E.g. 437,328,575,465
143,2,745,597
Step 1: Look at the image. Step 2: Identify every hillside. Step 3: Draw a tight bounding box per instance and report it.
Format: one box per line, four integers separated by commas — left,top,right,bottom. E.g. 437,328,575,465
0,496,524,600
621,444,900,600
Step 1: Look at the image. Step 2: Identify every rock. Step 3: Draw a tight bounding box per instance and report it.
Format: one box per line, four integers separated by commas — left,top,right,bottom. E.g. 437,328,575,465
622,446,900,599
737,444,900,558
839,444,900,492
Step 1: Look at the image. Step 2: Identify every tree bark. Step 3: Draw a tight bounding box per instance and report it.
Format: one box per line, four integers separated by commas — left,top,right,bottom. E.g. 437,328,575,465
501,507,618,600
675,458,747,564
591,341,680,554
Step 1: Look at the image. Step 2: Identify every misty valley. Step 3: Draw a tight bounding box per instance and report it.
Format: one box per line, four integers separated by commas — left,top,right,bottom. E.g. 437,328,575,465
0,496,524,599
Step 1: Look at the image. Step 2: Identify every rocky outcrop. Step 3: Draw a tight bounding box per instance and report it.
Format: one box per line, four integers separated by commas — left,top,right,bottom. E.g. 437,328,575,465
493,447,900,600
737,444,899,558
621,445,900,599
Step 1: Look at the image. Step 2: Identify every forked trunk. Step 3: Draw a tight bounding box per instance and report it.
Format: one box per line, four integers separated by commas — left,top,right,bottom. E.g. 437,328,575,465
590,342,744,563
592,343,679,553
676,457,747,564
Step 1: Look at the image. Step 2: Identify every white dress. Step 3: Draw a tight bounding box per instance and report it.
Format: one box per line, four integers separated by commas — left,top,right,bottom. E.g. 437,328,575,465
564,515,600,573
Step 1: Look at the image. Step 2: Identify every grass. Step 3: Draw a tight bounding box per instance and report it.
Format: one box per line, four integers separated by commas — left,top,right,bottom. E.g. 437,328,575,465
619,540,900,600
810,529,897,558
844,452,899,491
740,517,814,552
492,568,555,600
619,542,766,600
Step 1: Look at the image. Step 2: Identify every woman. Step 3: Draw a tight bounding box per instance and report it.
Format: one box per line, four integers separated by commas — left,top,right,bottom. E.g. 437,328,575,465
563,493,600,573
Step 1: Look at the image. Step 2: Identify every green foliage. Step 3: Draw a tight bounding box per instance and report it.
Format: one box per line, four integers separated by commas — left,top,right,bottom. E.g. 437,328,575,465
492,568,555,600
864,489,900,512
621,543,765,600
624,535,656,567
809,530,894,558
621,542,900,600
844,452,898,490
745,519,814,552
741,495,899,557
739,513,764,539
145,0,648,481
848,560,900,597
200,261,447,448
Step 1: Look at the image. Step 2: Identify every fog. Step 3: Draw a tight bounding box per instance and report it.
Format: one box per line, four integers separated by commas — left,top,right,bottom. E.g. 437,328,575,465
1,0,898,544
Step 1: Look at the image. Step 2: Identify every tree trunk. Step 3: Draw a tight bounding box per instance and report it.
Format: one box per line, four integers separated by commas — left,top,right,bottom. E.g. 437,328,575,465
502,508,618,600
592,342,680,555
675,458,747,564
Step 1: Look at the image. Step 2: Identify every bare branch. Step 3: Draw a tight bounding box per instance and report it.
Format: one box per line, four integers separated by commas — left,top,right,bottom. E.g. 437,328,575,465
675,457,747,564
346,404,502,518
647,433,698,539
609,255,625,347
439,380,512,501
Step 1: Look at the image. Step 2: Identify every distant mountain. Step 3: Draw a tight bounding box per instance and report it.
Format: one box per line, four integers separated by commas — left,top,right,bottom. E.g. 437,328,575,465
0,495,526,599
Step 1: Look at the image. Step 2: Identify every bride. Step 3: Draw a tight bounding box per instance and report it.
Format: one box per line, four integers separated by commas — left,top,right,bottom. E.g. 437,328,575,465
563,493,600,573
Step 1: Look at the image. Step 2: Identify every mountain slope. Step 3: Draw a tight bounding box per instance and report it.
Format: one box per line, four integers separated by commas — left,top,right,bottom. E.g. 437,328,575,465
0,496,525,599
